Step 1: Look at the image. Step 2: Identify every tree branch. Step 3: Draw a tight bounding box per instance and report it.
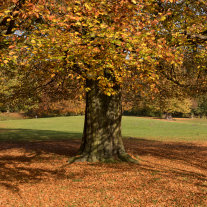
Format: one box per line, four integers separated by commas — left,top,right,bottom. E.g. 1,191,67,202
186,32,207,43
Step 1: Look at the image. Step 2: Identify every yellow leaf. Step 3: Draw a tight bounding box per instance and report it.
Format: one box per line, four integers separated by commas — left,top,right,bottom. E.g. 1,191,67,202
85,87,91,92
85,3,91,10
160,16,166,21
9,51,15,55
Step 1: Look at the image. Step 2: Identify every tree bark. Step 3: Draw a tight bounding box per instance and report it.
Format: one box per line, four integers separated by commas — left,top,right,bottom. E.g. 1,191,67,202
68,79,138,163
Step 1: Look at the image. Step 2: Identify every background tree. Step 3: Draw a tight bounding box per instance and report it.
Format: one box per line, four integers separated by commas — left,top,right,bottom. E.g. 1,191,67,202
191,95,207,118
122,69,193,119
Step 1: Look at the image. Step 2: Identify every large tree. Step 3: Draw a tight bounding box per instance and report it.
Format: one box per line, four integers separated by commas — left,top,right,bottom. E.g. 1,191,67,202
1,0,207,162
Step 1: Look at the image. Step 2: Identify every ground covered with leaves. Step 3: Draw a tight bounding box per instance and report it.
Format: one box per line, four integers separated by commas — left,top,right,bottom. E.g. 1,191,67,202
0,138,206,207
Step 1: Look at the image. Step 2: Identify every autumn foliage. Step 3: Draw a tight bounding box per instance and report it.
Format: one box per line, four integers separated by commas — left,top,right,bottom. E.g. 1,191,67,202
1,0,207,162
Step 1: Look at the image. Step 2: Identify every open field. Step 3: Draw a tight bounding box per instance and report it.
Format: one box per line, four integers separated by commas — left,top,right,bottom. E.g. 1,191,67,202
0,116,207,142
0,116,207,206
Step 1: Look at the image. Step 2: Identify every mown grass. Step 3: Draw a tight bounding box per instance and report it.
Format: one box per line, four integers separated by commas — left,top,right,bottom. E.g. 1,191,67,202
0,116,83,141
122,116,207,141
0,116,207,142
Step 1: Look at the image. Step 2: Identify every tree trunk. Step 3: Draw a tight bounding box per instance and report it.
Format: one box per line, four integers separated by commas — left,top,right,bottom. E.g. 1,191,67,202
68,79,137,163
165,113,173,120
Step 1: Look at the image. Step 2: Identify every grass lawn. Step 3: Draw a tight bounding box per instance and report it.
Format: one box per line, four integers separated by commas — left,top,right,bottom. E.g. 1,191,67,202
122,116,207,142
0,115,207,142
0,116,206,206
0,116,84,141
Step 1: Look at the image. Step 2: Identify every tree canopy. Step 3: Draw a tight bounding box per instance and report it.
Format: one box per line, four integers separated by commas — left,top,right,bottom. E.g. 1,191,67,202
0,0,206,99
1,0,207,94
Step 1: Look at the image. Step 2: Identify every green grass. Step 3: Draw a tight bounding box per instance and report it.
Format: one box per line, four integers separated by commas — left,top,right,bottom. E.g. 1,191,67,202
0,116,83,141
122,116,207,141
0,116,207,142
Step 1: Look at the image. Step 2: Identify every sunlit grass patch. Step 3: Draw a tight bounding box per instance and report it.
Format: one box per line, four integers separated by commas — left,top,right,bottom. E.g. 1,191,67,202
0,116,207,142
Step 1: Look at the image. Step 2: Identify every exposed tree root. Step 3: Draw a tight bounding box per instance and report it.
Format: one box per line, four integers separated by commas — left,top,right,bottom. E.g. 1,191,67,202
68,153,138,164
118,153,139,164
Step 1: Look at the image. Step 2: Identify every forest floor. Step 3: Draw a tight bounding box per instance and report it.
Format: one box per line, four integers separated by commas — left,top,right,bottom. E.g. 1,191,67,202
0,138,206,207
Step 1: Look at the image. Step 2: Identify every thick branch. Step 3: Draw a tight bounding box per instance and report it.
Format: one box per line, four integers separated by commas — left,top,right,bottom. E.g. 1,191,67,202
0,0,26,35
187,32,207,42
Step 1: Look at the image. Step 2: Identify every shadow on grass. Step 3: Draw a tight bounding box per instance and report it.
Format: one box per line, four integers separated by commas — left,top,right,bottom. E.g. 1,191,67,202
0,128,82,142
0,129,206,193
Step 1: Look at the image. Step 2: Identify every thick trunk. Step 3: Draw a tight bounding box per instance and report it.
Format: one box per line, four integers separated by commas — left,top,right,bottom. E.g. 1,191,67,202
69,79,137,163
